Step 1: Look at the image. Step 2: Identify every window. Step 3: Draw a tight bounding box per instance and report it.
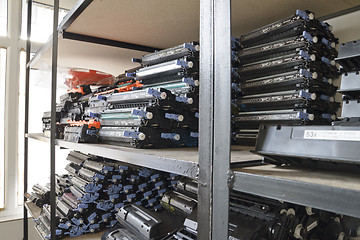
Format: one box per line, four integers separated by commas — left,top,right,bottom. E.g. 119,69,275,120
16,0,70,207
0,48,6,209
17,52,69,205
21,1,68,43
0,0,7,36
18,51,52,206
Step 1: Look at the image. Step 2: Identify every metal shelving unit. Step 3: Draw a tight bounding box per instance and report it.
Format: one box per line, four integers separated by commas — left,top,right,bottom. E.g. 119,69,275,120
24,1,360,240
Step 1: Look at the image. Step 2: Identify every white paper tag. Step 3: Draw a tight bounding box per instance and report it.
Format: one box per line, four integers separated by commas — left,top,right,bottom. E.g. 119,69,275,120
303,130,360,141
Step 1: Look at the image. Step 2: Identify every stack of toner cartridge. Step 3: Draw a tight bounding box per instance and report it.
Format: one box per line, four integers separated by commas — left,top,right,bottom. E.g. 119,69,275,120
102,177,197,240
166,179,360,240
232,10,340,145
97,42,201,148
41,69,117,143
253,39,360,173
32,151,179,239
41,45,201,148
25,184,50,208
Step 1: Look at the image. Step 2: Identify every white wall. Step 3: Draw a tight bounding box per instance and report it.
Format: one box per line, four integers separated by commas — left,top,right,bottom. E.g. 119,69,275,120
0,219,42,240
326,10,360,43
324,10,360,116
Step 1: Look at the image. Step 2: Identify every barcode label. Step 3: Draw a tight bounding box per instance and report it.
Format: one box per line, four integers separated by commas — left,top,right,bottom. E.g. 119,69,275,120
304,130,360,141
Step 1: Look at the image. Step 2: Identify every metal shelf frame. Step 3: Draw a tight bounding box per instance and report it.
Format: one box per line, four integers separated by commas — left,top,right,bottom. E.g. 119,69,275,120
26,132,360,220
232,171,360,219
24,1,232,239
23,1,360,240
26,133,199,178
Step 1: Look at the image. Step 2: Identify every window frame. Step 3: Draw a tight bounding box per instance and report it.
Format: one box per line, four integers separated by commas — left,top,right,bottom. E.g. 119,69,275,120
0,47,6,211
0,0,43,221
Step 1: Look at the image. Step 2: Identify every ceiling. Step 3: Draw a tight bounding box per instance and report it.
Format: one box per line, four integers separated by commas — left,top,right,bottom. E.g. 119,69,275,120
66,0,360,49
31,0,360,75
31,37,147,75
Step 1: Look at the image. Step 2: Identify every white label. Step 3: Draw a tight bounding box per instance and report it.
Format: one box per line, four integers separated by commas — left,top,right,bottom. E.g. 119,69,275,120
307,221,318,232
303,130,360,141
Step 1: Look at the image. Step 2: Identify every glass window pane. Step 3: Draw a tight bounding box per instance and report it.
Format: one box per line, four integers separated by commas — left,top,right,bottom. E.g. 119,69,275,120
0,48,6,209
0,0,7,36
21,1,69,43
17,51,69,205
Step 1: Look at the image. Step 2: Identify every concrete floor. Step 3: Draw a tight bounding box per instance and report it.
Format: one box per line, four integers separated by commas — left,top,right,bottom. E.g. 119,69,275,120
0,218,42,240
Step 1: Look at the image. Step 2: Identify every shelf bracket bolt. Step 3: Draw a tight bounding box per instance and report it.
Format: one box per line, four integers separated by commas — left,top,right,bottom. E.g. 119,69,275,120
227,170,235,188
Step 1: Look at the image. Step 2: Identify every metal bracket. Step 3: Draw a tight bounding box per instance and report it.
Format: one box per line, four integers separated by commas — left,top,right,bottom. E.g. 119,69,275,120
227,170,235,188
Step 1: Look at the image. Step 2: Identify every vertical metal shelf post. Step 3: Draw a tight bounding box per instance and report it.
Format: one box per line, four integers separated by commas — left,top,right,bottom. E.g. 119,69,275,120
198,0,231,239
24,1,32,240
50,1,59,239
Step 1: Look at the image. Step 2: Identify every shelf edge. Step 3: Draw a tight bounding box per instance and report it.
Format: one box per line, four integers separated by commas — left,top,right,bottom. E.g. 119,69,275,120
232,171,360,218
26,133,199,179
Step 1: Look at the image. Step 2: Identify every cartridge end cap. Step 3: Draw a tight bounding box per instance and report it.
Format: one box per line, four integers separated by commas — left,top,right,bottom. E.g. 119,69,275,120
305,206,314,215
146,112,153,119
309,13,315,20
338,232,345,240
294,224,304,239
287,208,296,216
160,92,167,100
313,36,318,43
312,72,318,79
138,133,146,141
174,134,181,141
310,93,316,100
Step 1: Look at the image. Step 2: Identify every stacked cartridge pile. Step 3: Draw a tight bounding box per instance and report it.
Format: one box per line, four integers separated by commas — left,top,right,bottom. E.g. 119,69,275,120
97,42,201,148
102,177,197,240
97,87,198,148
166,179,360,240
41,69,139,144
33,151,178,239
232,10,340,145
42,45,201,148
42,84,100,143
335,39,360,124
253,39,360,173
25,184,50,208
